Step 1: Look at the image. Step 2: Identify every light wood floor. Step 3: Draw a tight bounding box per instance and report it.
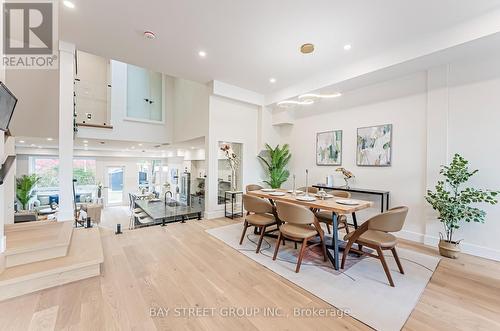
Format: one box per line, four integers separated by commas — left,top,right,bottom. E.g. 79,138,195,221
0,209,499,331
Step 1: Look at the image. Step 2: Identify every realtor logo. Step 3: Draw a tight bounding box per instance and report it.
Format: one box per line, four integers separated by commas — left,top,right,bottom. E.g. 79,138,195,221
2,0,58,69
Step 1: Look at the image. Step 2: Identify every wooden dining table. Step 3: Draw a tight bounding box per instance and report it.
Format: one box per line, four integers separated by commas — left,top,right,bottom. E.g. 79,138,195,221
247,189,374,270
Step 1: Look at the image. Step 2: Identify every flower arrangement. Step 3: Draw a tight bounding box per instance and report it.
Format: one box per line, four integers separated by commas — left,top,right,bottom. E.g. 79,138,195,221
336,167,355,188
220,143,240,191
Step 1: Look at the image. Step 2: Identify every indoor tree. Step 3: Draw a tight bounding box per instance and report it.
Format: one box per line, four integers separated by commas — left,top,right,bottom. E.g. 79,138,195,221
257,144,291,189
16,174,41,210
425,154,499,247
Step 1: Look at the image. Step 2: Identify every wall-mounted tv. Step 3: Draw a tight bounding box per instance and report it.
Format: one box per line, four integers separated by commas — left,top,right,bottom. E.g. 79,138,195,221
0,81,18,132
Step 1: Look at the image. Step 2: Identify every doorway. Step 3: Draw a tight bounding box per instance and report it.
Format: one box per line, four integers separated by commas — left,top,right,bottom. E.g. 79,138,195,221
105,166,124,206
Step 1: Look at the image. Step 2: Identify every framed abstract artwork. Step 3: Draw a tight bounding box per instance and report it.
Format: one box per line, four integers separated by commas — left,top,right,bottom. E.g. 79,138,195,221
357,124,392,166
316,130,342,166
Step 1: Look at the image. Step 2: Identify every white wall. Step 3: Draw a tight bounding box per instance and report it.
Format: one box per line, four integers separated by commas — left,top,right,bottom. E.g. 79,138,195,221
77,60,174,143
273,57,500,261
173,78,209,143
280,72,428,236
206,96,260,217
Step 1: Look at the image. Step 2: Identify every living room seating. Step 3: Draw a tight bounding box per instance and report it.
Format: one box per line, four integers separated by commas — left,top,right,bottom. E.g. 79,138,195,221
273,200,327,273
240,194,279,253
341,206,409,287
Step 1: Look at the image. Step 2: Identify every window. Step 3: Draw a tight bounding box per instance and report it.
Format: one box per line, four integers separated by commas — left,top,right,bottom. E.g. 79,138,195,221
126,64,163,122
29,157,97,198
30,157,59,193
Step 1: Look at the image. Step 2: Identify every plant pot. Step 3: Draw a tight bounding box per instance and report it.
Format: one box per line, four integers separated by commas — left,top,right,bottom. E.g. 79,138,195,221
438,239,461,259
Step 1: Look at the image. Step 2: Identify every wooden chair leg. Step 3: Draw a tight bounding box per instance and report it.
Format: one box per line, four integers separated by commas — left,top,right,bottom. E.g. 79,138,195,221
391,247,404,274
377,247,395,287
256,225,266,253
341,238,355,269
239,220,248,245
294,242,297,249
321,236,327,262
296,238,308,273
326,223,331,234
273,232,282,260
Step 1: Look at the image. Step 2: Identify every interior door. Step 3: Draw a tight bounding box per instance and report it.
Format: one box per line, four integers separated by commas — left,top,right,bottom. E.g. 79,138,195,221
105,166,125,206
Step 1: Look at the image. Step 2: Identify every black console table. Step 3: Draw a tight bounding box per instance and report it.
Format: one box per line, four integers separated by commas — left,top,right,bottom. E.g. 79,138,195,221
313,185,390,212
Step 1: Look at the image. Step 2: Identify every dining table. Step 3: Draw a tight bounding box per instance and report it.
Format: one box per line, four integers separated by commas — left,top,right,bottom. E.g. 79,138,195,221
247,189,374,270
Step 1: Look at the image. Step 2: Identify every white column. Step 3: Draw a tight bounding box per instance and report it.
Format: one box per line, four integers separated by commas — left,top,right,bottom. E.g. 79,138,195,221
58,41,76,221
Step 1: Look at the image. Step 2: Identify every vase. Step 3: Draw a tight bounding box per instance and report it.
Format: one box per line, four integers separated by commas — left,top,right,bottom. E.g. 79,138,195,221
438,239,460,259
231,169,237,191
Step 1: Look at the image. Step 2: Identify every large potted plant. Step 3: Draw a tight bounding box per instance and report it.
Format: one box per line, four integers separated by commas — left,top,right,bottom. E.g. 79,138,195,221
16,174,41,211
425,154,499,258
257,144,291,189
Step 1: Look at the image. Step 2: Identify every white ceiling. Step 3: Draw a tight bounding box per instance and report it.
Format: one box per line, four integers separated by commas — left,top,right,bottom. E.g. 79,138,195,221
59,0,500,95
15,136,205,157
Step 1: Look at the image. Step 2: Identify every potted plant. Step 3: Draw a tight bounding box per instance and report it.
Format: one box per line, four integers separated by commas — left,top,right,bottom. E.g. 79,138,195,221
257,144,291,189
425,154,499,258
16,174,41,211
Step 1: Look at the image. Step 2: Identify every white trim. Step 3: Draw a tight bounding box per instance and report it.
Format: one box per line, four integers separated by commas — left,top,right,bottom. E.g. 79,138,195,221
212,80,264,106
122,117,165,125
0,235,5,253
204,210,225,220
424,234,500,262
395,229,425,243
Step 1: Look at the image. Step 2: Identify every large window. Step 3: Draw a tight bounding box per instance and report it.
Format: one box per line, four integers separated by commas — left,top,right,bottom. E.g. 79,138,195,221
126,64,163,122
29,157,97,198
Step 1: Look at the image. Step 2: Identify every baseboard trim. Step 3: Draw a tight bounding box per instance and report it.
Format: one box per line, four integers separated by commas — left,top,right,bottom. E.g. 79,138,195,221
424,234,500,262
394,230,500,261
395,230,425,243
204,210,226,219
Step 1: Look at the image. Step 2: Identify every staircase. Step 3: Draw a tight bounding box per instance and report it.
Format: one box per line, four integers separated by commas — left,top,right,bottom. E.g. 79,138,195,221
0,221,103,301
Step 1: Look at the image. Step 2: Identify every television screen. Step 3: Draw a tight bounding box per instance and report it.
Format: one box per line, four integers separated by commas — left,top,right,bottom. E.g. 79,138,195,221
0,81,18,132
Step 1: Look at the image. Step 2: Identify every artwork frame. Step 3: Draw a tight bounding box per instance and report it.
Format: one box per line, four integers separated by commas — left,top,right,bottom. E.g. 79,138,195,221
316,130,342,166
356,124,393,167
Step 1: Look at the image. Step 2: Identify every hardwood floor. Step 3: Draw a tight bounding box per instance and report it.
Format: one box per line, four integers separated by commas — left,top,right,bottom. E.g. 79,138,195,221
0,210,499,330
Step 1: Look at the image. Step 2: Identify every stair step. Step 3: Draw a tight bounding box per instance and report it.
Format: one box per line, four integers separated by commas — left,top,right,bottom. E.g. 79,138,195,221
4,221,73,268
0,227,103,301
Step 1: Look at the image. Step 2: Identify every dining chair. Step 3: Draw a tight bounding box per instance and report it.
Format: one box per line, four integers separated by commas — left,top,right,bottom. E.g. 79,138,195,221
341,206,409,287
273,201,327,273
297,186,319,194
246,184,263,193
315,191,352,234
240,194,279,253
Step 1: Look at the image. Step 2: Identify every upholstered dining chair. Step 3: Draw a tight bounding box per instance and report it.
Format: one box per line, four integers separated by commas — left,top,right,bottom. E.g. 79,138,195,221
341,206,409,287
246,184,263,193
240,194,279,253
273,201,327,273
315,191,352,234
298,186,319,194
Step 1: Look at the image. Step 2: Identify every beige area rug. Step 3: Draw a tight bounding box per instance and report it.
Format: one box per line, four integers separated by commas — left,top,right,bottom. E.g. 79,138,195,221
206,223,440,331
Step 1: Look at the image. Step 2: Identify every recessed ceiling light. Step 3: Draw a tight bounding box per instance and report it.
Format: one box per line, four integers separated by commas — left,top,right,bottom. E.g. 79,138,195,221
30,144,36,147
269,78,277,84
198,51,207,58
19,140,25,143
191,146,196,149
83,140,88,143
46,137,53,141
300,43,315,54
63,0,75,9
138,143,143,146
84,144,88,147
343,44,352,51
